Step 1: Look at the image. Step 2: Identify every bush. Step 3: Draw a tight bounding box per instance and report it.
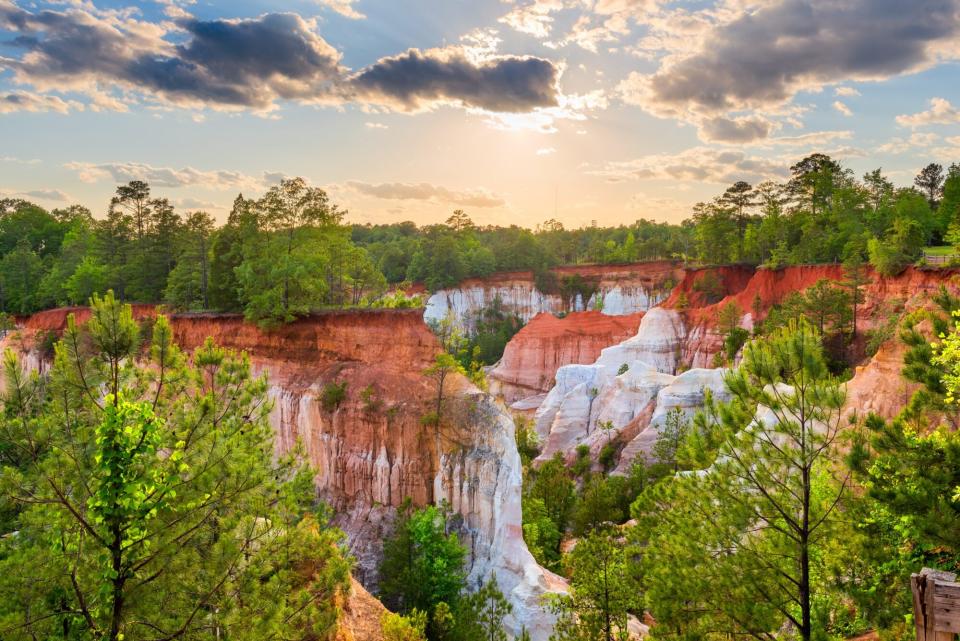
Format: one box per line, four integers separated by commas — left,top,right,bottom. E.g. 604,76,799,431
617,363,629,376
572,444,592,478
321,380,348,412
599,442,618,471
361,384,382,413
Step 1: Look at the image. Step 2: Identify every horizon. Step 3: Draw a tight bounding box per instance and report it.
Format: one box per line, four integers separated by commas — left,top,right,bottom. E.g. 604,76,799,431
2,0,959,227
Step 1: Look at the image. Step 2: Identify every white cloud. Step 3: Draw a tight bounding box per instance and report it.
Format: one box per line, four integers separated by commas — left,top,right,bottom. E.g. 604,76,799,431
345,180,506,208
833,101,853,116
64,161,271,190
315,0,366,20
365,121,389,129
834,86,860,97
588,147,790,185
896,97,960,128
877,132,939,154
536,147,557,155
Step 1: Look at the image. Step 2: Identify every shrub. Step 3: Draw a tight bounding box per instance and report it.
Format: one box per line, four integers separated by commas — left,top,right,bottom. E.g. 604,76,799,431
617,363,629,376
321,380,348,412
361,384,382,413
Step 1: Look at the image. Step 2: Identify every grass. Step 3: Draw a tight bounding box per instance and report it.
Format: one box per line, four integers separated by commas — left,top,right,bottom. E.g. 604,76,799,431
925,245,957,256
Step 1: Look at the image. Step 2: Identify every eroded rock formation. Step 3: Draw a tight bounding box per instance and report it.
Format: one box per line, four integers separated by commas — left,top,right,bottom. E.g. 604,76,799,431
5,308,561,638
489,311,644,404
424,261,683,329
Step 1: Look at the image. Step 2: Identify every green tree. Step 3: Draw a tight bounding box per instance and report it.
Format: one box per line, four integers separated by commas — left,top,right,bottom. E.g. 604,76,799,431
549,531,638,641
651,407,690,474
721,181,755,260
914,162,944,210
452,576,512,641
209,194,258,311
236,177,346,324
634,320,851,641
0,238,43,313
379,504,467,622
0,292,351,641
528,452,576,535
164,210,214,310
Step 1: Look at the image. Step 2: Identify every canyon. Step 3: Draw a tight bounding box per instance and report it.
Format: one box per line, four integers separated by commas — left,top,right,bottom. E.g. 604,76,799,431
520,264,956,476
3,261,956,637
4,307,562,640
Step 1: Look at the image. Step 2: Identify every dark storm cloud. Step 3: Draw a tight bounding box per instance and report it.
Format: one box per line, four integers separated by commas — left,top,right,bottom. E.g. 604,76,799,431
0,3,341,110
348,48,560,112
643,0,960,116
0,1,562,114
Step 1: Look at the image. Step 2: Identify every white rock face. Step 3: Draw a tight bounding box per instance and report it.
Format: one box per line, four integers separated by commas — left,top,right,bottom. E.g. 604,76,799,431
436,391,565,640
613,368,730,474
424,282,668,330
532,308,733,473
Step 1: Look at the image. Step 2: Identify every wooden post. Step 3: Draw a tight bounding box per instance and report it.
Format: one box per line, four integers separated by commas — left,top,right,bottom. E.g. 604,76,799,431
911,568,959,641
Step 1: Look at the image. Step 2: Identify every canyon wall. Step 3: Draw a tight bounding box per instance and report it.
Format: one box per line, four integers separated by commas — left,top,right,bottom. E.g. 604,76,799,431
424,261,683,329
8,308,561,639
527,265,960,474
489,311,644,405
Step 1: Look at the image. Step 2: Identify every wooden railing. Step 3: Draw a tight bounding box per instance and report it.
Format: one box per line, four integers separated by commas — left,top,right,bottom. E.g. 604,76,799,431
912,568,960,641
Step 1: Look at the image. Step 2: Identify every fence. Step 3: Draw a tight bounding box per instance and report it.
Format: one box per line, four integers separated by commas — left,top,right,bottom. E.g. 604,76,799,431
911,568,960,641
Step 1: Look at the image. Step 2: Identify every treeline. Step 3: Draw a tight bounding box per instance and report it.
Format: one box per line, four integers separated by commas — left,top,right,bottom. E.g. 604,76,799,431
689,156,960,273
0,178,387,324
2,154,958,322
352,211,686,291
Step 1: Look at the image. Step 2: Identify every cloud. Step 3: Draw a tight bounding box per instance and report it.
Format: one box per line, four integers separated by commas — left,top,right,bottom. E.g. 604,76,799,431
0,2,561,116
833,101,853,116
763,130,854,147
536,147,557,155
499,0,563,38
698,115,773,143
896,97,960,127
64,161,270,190
345,180,506,208
23,188,69,201
621,0,960,140
0,91,82,114
315,0,365,20
0,4,342,111
364,121,388,129
834,86,860,97
588,147,791,185
172,197,222,210
0,187,70,202
877,132,939,154
0,155,41,164
347,47,560,113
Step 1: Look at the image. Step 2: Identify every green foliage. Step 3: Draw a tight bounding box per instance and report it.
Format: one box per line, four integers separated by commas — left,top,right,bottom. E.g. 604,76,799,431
321,380,348,412
633,320,853,641
464,297,524,365
515,416,540,467
522,497,562,570
548,531,639,641
449,576,513,641
570,475,622,537
527,452,576,536
379,503,467,625
383,610,428,641
0,293,352,641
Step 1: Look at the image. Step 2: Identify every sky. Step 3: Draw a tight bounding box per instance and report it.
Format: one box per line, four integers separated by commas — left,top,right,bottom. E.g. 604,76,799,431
1,0,960,228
